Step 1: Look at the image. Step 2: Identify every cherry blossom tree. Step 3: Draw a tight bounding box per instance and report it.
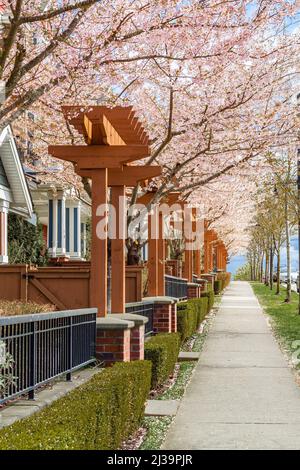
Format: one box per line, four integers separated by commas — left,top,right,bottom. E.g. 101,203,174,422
1,0,300,256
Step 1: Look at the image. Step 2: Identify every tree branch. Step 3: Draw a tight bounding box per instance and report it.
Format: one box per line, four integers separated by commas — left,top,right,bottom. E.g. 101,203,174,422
6,10,87,98
20,0,100,24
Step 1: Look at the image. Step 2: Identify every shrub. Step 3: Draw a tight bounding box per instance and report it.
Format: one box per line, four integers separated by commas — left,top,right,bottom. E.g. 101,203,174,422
176,298,209,342
0,301,53,317
189,298,209,326
0,361,152,450
214,280,223,295
177,308,190,342
177,301,197,340
8,213,48,266
144,333,180,389
201,287,215,312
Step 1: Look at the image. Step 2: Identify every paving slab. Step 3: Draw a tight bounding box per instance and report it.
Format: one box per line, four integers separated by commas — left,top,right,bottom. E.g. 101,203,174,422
178,352,200,362
145,400,180,417
163,281,300,450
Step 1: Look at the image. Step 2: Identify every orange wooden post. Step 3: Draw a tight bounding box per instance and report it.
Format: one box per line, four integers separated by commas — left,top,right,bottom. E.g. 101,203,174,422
220,243,226,271
215,241,220,270
223,247,228,271
148,208,159,296
91,169,108,315
204,230,213,273
204,237,209,273
192,208,201,278
183,208,193,282
111,185,126,313
158,212,165,296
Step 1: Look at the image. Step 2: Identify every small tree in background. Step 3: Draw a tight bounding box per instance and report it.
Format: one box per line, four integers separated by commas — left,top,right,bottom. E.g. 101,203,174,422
8,213,48,266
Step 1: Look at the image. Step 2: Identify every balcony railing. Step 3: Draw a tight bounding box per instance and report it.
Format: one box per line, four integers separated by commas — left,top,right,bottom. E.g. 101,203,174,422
126,301,154,336
165,275,188,300
0,309,97,405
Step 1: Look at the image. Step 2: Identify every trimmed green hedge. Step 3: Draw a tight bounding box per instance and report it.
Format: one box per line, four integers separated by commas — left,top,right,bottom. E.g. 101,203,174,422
189,298,209,325
177,298,210,342
0,361,152,450
214,280,223,295
201,286,215,312
144,333,180,389
177,307,192,343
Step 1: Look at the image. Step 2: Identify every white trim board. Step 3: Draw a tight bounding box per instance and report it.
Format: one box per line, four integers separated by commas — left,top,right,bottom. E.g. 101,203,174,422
0,126,33,218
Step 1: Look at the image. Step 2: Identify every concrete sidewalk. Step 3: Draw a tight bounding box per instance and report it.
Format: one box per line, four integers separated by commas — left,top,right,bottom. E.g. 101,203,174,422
163,281,300,450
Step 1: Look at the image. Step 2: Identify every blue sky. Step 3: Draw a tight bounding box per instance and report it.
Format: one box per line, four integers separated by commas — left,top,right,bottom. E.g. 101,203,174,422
228,235,299,276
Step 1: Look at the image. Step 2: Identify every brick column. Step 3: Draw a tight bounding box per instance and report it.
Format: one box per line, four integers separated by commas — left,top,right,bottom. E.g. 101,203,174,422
198,278,208,292
201,274,215,291
143,297,177,334
187,283,201,299
153,302,172,333
96,317,134,366
130,325,145,361
112,313,149,361
171,303,177,333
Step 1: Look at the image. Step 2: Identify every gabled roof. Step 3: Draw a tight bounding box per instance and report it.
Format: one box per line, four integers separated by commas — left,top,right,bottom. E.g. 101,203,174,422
0,126,33,218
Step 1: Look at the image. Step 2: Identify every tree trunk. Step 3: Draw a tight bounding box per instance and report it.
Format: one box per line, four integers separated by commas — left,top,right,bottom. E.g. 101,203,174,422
265,249,269,286
260,253,264,282
276,248,280,295
270,244,274,291
285,193,291,303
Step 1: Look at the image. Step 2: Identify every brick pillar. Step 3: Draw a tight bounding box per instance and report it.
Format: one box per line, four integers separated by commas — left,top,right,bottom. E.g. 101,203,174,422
171,303,177,333
130,325,145,361
187,283,201,299
153,302,172,333
198,279,208,292
96,318,134,366
201,274,214,291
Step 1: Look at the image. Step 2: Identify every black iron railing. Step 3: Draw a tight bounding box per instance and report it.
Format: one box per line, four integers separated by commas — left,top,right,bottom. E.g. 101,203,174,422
0,309,97,405
165,275,188,300
126,301,154,336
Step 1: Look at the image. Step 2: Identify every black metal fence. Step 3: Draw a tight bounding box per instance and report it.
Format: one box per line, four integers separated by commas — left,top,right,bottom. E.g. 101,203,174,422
165,275,188,300
0,309,97,405
126,301,154,336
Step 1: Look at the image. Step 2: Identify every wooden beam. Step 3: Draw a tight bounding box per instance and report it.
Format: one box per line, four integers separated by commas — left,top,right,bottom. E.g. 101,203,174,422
62,106,149,146
108,166,162,186
83,114,126,146
48,145,150,163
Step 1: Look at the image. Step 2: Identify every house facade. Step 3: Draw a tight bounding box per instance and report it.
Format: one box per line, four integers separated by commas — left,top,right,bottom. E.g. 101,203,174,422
0,126,90,264
30,184,90,260
0,126,33,264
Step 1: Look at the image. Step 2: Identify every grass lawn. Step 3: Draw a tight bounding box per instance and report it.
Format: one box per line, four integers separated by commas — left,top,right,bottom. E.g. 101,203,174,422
251,282,300,362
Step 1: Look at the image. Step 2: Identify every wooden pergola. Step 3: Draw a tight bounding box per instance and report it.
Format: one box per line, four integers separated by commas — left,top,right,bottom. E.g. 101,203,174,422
49,106,161,316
